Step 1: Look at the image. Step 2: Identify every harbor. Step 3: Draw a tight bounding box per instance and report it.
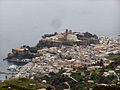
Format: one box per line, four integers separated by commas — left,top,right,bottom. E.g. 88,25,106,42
0,59,27,80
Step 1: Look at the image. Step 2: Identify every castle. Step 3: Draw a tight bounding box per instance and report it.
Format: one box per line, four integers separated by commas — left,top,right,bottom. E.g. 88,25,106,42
36,30,99,48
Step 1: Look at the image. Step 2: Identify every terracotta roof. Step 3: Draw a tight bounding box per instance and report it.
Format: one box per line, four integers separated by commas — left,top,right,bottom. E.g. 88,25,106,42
79,33,84,36
88,66,96,69
88,80,94,83
15,48,24,51
41,38,47,40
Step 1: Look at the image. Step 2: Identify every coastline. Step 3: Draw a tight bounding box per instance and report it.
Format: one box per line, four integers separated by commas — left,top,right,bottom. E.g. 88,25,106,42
4,58,31,63
0,59,28,80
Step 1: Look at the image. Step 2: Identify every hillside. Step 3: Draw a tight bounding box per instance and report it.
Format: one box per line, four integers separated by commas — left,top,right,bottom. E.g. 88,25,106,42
0,78,54,90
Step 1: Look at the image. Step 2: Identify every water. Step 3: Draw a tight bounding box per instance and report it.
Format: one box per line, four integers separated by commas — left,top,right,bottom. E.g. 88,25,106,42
0,0,120,79
0,60,26,80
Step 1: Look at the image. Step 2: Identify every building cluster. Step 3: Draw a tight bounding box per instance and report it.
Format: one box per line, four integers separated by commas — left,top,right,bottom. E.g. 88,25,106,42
12,46,29,55
13,36,120,79
42,29,78,41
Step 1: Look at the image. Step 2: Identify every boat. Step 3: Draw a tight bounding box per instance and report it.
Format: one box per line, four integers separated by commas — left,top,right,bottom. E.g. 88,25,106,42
7,65,17,71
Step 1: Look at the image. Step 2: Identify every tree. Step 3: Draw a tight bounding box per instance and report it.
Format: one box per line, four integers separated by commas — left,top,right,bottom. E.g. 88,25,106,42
29,47,38,53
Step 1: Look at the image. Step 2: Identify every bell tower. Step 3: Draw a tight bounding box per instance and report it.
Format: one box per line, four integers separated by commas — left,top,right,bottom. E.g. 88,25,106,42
65,29,68,41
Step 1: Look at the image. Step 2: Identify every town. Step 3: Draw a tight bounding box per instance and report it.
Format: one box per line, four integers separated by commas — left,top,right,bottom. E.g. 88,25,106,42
2,30,120,90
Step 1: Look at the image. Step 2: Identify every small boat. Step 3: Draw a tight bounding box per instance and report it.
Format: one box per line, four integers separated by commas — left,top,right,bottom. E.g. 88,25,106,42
7,65,17,71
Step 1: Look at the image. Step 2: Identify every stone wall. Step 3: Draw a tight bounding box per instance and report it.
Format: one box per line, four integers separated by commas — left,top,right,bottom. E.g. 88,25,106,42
37,39,99,48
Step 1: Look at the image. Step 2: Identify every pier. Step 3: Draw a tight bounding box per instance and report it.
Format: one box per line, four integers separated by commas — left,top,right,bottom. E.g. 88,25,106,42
0,71,18,74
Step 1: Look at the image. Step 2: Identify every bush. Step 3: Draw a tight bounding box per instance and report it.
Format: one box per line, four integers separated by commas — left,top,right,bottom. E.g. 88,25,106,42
0,78,54,90
29,47,39,53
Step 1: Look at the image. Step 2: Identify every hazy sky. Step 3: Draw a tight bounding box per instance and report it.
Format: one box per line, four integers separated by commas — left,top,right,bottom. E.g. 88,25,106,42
0,0,120,57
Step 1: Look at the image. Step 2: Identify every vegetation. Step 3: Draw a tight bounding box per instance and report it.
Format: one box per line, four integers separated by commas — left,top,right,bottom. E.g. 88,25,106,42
29,47,39,53
77,32,98,40
0,78,54,90
93,85,120,90
106,53,120,69
34,69,95,90
84,32,98,39
33,54,120,90
107,53,120,61
42,32,58,38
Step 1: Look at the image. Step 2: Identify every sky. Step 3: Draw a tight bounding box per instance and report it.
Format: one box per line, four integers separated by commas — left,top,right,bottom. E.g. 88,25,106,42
0,0,120,58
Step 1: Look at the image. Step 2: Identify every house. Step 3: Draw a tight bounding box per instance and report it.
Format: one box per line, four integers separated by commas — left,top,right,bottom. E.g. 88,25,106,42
37,50,43,54
103,71,116,77
115,66,120,70
108,70,116,75
87,66,96,70
12,48,28,55
88,80,94,83
117,81,120,85
42,80,47,83
103,72,110,77
63,72,71,76
67,34,78,41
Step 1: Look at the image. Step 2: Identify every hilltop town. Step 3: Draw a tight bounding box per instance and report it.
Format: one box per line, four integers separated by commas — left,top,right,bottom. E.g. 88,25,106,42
37,29,99,47
6,30,99,62
3,30,120,90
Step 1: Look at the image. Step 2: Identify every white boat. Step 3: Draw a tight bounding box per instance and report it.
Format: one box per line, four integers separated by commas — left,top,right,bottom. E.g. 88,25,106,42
7,65,17,71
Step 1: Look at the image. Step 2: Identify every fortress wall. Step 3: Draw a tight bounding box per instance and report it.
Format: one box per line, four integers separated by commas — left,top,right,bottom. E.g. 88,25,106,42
37,39,99,48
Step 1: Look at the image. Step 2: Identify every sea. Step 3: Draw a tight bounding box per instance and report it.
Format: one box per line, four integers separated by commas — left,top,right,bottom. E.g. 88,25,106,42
0,0,120,79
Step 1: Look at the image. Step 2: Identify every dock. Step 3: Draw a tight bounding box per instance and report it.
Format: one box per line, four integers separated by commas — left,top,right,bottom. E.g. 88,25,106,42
0,71,18,74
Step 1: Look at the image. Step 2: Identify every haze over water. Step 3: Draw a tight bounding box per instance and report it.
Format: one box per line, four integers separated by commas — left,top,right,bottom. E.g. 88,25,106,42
0,0,120,79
